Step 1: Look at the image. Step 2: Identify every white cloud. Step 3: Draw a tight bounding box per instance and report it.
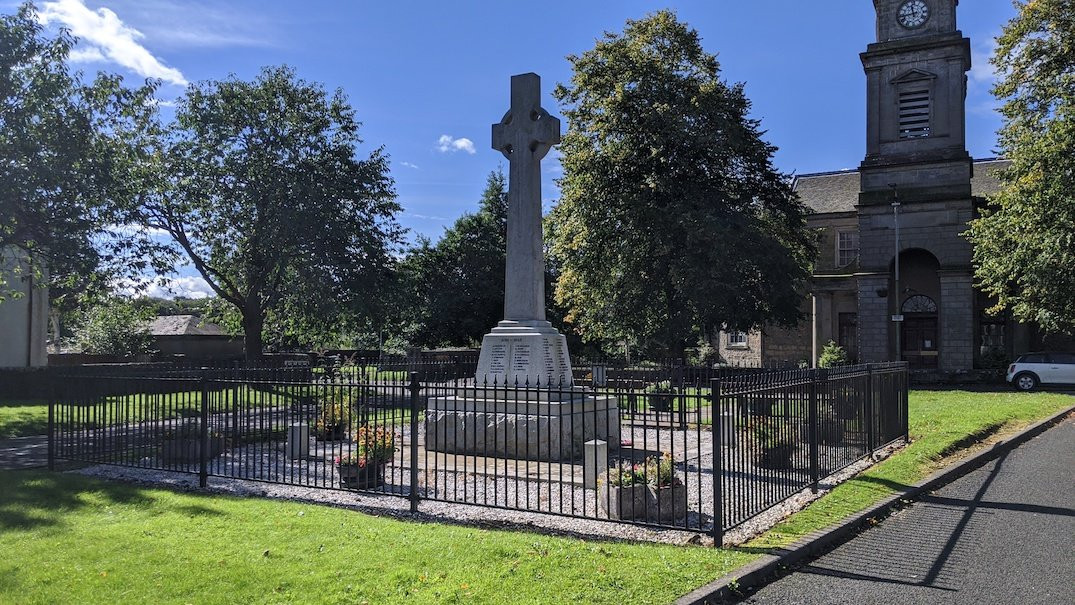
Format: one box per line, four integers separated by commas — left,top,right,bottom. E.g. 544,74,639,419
67,46,106,63
400,161,420,170
969,36,999,87
114,276,214,299
436,135,476,154
39,0,188,86
405,213,450,221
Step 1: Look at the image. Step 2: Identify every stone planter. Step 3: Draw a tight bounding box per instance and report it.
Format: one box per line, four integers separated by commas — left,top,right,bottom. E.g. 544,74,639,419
755,443,795,469
648,393,673,412
599,483,652,521
161,435,224,464
315,425,347,442
338,462,386,489
598,482,688,522
651,483,688,523
801,419,846,445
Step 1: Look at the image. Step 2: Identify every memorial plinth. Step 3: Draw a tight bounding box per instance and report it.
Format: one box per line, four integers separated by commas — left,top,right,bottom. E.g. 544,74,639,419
425,388,620,462
424,73,620,463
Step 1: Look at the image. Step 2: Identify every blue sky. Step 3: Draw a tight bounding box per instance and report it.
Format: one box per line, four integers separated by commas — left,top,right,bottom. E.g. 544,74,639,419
17,0,1016,298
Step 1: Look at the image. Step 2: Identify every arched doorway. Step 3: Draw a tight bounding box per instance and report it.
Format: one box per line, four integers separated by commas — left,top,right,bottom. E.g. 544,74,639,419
902,295,938,368
891,249,941,368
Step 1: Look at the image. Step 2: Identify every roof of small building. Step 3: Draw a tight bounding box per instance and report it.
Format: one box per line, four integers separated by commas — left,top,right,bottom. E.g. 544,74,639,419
792,158,1011,215
146,315,230,337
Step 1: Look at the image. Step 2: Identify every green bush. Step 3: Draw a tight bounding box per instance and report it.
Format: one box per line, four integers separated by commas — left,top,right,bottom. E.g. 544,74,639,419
75,299,154,356
817,340,849,368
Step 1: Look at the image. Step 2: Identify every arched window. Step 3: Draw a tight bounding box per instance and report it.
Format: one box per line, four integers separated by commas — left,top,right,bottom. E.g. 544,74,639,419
902,295,937,314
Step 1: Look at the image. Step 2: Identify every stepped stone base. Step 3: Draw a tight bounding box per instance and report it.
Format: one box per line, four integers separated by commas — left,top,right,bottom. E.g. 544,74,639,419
425,390,620,462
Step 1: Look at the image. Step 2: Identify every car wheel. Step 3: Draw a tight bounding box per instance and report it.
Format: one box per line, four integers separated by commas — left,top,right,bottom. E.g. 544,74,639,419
1013,373,1039,392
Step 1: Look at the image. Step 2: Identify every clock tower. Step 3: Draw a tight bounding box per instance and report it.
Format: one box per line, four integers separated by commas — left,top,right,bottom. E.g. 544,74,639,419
859,0,972,201
855,0,976,370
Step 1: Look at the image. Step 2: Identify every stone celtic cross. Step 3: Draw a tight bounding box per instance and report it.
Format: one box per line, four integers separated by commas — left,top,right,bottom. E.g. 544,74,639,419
492,73,561,322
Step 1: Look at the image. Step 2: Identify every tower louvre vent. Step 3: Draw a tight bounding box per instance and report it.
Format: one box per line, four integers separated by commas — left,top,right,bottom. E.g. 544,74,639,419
898,88,931,139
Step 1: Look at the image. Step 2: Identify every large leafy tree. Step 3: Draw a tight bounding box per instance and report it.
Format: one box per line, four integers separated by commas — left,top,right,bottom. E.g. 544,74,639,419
549,11,815,357
142,66,402,360
0,3,164,299
399,170,508,348
968,0,1075,334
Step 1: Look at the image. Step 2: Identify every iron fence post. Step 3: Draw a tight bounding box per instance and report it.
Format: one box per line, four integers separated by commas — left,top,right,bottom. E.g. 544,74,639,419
865,364,875,455
199,373,209,488
809,368,823,494
408,371,421,513
710,377,723,547
47,371,56,471
902,363,910,442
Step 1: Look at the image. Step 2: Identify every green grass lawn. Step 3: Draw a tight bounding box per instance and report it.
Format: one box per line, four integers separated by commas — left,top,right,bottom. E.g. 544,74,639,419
0,471,750,605
0,389,1070,604
748,389,1075,549
0,400,49,438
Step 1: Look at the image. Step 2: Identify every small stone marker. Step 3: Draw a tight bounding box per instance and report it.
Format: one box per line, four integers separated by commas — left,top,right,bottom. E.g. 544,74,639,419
584,439,608,489
286,423,309,460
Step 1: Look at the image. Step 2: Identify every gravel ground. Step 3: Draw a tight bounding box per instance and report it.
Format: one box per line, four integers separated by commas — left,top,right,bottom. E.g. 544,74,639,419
70,420,904,547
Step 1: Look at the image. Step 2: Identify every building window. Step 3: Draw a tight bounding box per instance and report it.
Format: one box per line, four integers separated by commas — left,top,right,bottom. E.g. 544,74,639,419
898,87,931,139
727,331,748,348
837,231,859,267
902,295,938,314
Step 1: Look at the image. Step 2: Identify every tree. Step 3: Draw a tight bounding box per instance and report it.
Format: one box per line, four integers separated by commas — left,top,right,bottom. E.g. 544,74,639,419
0,3,165,299
399,170,508,347
75,298,153,357
141,66,402,360
968,0,1075,334
549,11,815,357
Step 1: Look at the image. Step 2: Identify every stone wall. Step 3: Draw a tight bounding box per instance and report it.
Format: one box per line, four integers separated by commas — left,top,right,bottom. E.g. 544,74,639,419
717,330,762,367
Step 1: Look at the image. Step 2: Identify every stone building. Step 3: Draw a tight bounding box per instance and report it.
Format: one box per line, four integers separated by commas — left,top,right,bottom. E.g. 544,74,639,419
0,248,48,368
719,0,1051,371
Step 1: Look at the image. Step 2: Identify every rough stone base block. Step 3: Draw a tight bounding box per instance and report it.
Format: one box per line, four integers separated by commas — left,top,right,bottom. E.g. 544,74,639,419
425,394,620,462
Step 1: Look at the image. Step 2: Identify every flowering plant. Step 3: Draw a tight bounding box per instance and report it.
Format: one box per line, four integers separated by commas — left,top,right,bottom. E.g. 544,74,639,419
335,425,396,467
314,401,348,438
608,453,679,488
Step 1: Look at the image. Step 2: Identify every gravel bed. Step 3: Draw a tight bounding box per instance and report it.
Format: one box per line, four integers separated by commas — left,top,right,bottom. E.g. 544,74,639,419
71,421,906,547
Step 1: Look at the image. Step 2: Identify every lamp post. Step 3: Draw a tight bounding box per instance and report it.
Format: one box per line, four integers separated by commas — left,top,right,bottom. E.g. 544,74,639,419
890,185,902,363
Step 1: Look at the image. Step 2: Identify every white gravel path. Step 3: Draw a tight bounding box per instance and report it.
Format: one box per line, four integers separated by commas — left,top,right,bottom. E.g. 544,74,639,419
70,420,905,547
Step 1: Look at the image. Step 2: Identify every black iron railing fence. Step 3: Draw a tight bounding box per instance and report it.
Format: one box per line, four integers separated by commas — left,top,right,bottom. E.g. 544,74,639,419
48,362,907,544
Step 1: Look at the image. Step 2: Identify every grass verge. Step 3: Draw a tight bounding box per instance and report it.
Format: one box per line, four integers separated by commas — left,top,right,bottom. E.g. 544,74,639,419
0,400,48,438
0,471,748,605
746,389,1074,550
0,390,1070,604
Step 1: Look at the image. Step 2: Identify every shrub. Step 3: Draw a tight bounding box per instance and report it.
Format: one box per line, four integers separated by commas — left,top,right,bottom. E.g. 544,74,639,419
313,401,348,439
608,453,679,488
335,425,397,467
76,299,153,356
817,340,849,368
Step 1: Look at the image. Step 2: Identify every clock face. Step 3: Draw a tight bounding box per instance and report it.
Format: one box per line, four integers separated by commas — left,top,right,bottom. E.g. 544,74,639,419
898,0,930,29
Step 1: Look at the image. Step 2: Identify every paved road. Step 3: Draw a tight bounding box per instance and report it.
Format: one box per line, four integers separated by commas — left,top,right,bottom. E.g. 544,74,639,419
0,435,47,469
743,417,1075,605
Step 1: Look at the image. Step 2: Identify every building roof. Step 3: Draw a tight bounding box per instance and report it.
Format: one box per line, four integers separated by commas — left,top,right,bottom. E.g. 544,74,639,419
792,158,1011,215
146,315,230,337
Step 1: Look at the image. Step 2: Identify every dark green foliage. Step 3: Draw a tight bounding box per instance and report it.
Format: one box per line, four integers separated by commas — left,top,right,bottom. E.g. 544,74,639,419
549,11,815,357
968,0,1075,334
398,170,508,348
140,66,403,359
817,340,849,368
0,3,168,301
75,298,153,356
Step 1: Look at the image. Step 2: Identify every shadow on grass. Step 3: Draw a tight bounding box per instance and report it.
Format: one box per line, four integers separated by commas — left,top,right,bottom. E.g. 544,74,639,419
0,470,157,532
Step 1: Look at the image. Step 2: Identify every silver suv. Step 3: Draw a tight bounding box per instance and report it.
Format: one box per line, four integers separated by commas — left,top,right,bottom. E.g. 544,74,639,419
1007,352,1075,391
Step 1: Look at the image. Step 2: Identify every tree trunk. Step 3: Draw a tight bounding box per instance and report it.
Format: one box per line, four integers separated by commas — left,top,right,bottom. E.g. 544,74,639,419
242,308,264,364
